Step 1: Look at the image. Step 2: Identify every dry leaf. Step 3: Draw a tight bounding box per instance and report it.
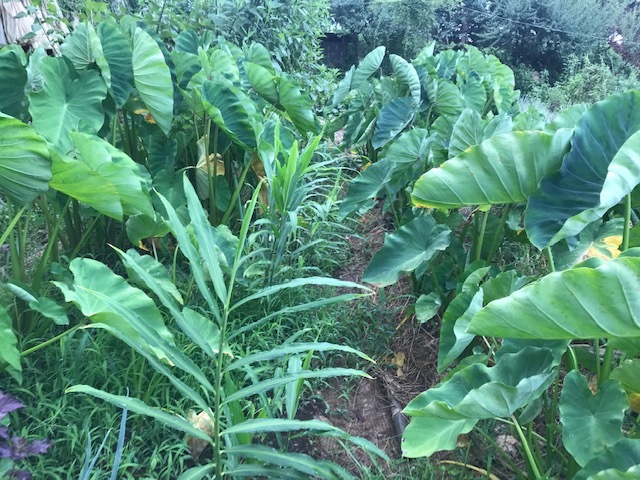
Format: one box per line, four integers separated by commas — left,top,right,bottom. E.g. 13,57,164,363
186,410,215,460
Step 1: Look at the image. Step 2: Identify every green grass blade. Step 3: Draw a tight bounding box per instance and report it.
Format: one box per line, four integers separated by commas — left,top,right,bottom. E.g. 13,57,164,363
67,385,212,442
221,418,341,436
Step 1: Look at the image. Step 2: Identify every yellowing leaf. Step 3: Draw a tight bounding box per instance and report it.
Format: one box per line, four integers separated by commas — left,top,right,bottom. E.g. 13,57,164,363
134,108,157,124
628,393,640,413
584,235,622,261
360,161,371,172
186,410,214,460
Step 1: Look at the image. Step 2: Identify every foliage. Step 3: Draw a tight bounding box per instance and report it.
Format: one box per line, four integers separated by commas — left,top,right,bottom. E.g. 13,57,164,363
0,391,50,479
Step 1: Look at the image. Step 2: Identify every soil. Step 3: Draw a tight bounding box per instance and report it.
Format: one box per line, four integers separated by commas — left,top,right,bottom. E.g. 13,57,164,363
293,203,444,475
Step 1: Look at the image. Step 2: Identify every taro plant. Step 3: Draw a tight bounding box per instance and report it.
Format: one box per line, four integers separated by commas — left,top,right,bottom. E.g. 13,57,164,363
56,176,387,479
397,90,640,477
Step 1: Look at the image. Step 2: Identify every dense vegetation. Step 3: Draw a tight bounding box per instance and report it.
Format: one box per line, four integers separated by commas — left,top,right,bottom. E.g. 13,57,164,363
2,0,640,479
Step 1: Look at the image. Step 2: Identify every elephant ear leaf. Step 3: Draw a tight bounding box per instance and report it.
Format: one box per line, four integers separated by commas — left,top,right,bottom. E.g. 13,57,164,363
412,130,572,209
98,21,134,108
132,27,174,135
526,91,640,249
0,114,51,205
0,46,28,119
28,56,107,154
559,371,628,467
363,215,451,287
468,256,640,340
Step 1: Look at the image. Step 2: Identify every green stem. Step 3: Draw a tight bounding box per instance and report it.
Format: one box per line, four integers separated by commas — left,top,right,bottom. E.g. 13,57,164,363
545,246,556,273
474,209,489,263
20,322,86,358
221,156,254,226
511,415,542,479
567,346,578,371
0,204,27,248
599,341,615,386
70,213,104,259
33,198,72,292
486,204,511,263
595,339,602,382
622,193,632,252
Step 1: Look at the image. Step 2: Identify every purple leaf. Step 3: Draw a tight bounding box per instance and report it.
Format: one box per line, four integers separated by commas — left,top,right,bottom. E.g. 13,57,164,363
10,470,33,480
0,392,24,419
0,426,9,439
0,437,50,460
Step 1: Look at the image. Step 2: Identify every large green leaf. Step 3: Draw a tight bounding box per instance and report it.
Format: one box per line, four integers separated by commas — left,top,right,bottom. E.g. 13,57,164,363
362,215,451,287
28,57,107,153
245,62,278,104
201,76,258,149
351,46,385,90
468,256,640,339
337,159,392,220
575,439,640,480
448,108,484,158
276,76,317,133
0,114,51,205
424,78,465,118
402,416,477,458
390,54,420,106
0,305,21,383
559,371,628,467
97,21,134,107
402,345,562,456
372,97,415,150
526,91,640,249
54,258,176,360
132,27,173,135
61,22,110,87
0,46,28,119
411,130,572,209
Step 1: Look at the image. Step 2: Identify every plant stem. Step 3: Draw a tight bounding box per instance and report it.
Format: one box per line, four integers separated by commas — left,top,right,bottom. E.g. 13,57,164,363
20,322,86,358
545,246,556,273
622,193,632,251
33,197,72,292
474,209,489,262
0,204,27,247
486,204,511,263
599,341,615,386
221,157,254,226
511,415,542,479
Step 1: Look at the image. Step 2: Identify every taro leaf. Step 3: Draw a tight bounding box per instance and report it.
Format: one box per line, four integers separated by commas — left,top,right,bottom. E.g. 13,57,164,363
544,104,588,133
123,249,182,304
559,370,628,467
483,112,513,139
438,289,483,372
403,346,561,456
402,416,477,458
201,76,258,150
574,439,640,480
276,76,317,133
551,219,623,271
28,56,107,154
337,159,393,220
351,46,385,91
481,269,530,305
382,127,431,167
512,105,545,131
125,212,171,246
244,43,273,72
245,62,279,104
132,27,173,135
66,133,154,216
332,66,355,107
174,29,200,55
468,256,640,339
424,78,465,118
372,97,415,150
54,258,176,363
610,359,640,412
390,54,420,106
448,108,484,158
61,22,110,88
415,292,442,324
459,76,486,113
526,91,640,249
0,305,21,383
487,54,518,113
412,130,572,209
363,215,451,287
98,21,134,107
0,114,51,205
0,45,28,119
171,51,201,91
586,465,640,479
49,148,122,219
29,297,69,325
